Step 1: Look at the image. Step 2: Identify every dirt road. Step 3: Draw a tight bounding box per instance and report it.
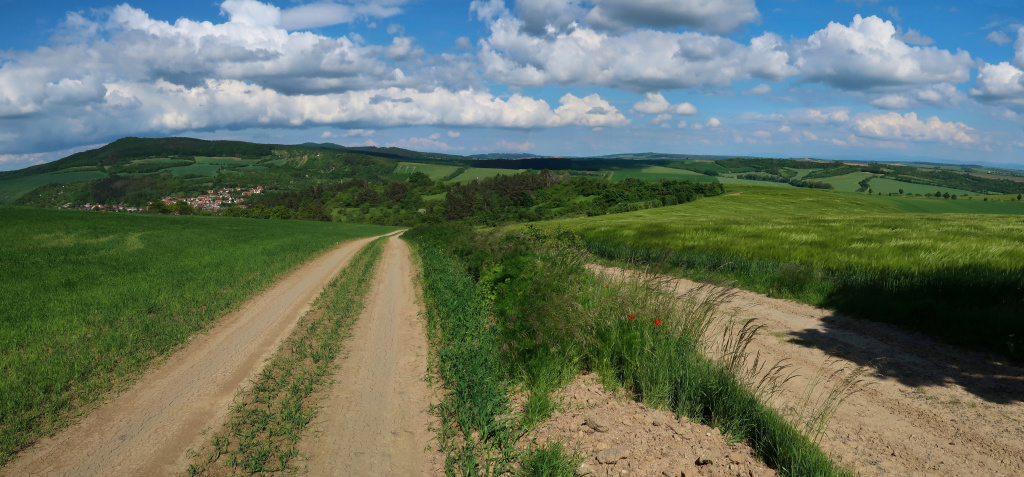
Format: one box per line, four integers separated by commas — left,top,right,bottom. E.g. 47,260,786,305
297,234,437,475
593,265,1024,477
1,237,378,477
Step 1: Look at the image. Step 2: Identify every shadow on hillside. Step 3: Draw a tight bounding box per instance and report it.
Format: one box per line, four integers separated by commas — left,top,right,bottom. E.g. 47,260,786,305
784,313,1024,405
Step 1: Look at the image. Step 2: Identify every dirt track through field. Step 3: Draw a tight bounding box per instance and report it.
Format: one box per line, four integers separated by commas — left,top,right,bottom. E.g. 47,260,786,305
1,237,379,477
592,265,1024,477
297,234,437,475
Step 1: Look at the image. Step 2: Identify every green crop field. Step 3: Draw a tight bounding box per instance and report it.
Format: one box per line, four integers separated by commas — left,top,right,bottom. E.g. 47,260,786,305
451,167,525,183
194,156,258,166
866,177,974,196
0,207,397,463
543,185,1024,358
394,162,460,180
716,176,794,187
608,166,716,183
816,171,874,191
672,160,730,174
0,172,109,204
168,163,223,177
130,158,182,164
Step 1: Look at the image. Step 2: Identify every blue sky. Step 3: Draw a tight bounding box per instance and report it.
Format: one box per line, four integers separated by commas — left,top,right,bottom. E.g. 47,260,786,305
2,0,1024,170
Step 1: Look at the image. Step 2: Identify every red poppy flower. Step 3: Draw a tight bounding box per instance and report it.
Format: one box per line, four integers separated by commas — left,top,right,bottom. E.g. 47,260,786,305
628,314,635,320
655,319,662,326
604,285,609,288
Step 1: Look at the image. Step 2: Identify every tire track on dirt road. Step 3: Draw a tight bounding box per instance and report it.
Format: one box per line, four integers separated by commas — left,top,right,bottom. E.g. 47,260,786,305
1,236,383,477
592,265,1024,477
297,234,437,475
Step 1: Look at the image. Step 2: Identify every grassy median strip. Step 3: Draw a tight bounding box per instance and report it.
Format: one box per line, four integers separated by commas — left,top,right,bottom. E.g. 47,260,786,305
405,229,518,476
0,207,396,466
187,236,386,475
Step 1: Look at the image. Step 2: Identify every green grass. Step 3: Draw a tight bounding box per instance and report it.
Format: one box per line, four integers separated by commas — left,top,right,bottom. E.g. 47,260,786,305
188,237,386,475
394,162,461,180
716,176,794,187
194,157,259,166
169,163,224,177
130,158,183,164
673,160,730,174
609,166,717,183
0,171,108,204
451,167,526,183
815,172,875,191
405,227,515,475
867,177,974,196
542,186,1024,358
0,208,397,464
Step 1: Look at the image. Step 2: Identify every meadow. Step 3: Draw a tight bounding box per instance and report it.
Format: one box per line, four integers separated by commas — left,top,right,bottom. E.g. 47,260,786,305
607,166,716,183
544,186,1024,358
451,167,526,183
393,161,461,180
866,177,974,196
0,207,397,464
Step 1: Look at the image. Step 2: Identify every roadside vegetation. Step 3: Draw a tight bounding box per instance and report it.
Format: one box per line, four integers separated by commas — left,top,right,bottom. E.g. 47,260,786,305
406,224,851,476
0,207,396,465
187,237,387,475
545,186,1024,359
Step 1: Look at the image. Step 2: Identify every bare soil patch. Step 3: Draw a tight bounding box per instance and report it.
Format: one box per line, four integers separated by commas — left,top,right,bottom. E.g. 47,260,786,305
296,235,440,475
0,238,377,477
523,374,777,477
592,265,1024,476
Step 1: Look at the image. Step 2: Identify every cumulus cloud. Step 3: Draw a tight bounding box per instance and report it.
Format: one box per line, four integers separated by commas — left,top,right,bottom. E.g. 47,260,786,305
447,130,461,137
632,93,697,115
477,13,794,92
795,15,972,90
986,30,1012,46
0,1,636,155
742,84,772,95
854,111,976,144
898,28,934,46
969,62,1024,107
584,0,760,34
344,128,376,137
870,83,964,109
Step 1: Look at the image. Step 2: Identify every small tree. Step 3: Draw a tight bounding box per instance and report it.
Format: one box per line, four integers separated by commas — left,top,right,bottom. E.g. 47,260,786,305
148,200,171,214
899,188,904,195
173,200,197,215
1018,193,1022,201
943,192,950,199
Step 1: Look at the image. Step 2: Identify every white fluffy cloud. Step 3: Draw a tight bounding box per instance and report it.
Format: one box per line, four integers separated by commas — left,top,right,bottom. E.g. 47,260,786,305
0,1,631,155
478,12,794,92
632,93,697,115
986,30,1012,46
854,112,976,144
969,62,1024,107
795,15,972,90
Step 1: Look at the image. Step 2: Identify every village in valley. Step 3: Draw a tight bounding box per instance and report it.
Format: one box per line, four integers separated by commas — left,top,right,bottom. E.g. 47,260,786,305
64,186,264,213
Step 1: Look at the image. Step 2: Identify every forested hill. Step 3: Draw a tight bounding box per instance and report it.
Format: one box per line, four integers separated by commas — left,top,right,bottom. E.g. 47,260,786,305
0,137,278,180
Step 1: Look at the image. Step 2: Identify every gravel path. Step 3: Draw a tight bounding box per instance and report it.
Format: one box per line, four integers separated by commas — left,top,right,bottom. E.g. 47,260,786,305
1,237,378,477
297,235,438,475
